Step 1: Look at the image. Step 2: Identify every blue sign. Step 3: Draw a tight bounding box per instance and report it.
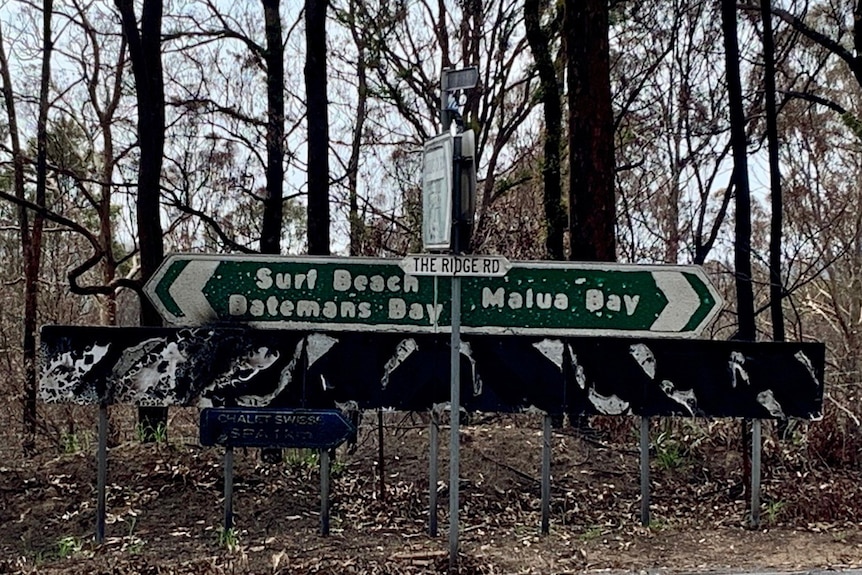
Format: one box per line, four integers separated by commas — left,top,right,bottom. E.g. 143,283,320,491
199,408,355,449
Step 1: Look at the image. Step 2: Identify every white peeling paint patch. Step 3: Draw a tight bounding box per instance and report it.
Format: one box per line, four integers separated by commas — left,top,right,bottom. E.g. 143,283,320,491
660,380,697,416
238,340,303,406
794,351,819,386
196,346,280,404
533,339,565,371
112,338,162,376
756,389,785,418
335,400,359,413
39,343,111,403
588,388,630,415
460,341,483,396
116,341,189,405
569,348,587,389
729,351,750,388
307,334,338,367
242,347,280,376
629,343,656,379
381,338,418,389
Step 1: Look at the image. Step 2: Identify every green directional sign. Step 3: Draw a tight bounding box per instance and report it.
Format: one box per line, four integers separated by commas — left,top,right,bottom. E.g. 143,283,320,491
144,254,722,337
459,263,720,336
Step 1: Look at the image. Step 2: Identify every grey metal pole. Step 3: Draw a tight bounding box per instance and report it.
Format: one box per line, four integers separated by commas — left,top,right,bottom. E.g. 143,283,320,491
429,409,439,537
750,419,762,529
224,446,234,532
96,404,108,544
448,277,461,573
448,107,465,575
441,69,451,131
320,448,331,536
541,414,551,535
640,416,651,526
378,408,385,502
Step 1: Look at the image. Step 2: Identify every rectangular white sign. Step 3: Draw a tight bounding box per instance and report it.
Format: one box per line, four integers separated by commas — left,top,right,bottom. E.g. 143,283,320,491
422,134,453,250
400,254,511,277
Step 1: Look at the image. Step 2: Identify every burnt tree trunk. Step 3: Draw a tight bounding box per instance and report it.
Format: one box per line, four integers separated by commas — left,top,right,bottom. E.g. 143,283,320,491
346,0,368,255
116,0,167,439
261,0,285,254
721,0,756,339
565,0,615,262
721,0,756,512
25,0,53,451
525,0,565,260
0,10,50,452
761,0,784,342
306,0,330,255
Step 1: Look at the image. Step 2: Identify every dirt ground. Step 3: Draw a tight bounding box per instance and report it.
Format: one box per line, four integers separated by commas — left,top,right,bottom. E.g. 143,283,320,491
1,408,861,574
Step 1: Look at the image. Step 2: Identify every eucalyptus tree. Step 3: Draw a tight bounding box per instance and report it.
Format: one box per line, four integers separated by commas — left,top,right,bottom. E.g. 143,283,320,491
115,0,169,438
52,0,135,324
612,0,736,267
330,0,371,255
566,0,615,262
306,0,330,255
162,1,307,253
0,0,142,448
756,0,862,379
524,0,564,260
327,0,540,256
0,0,55,450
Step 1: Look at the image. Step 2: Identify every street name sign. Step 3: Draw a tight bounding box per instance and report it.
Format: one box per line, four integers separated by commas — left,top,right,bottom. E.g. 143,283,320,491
442,66,479,92
400,254,510,277
145,254,722,337
199,408,355,449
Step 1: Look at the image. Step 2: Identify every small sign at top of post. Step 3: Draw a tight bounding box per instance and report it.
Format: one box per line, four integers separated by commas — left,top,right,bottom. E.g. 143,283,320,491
442,66,479,92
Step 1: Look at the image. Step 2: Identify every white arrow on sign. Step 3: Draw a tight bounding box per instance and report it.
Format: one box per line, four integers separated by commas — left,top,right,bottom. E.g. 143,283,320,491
148,258,219,324
651,271,703,332
400,254,511,277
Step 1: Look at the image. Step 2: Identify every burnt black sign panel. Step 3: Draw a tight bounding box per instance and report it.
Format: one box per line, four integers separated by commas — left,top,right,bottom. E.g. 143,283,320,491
199,408,355,449
39,326,825,419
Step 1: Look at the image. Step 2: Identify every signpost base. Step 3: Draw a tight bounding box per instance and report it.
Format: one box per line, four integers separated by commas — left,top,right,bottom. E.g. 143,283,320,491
96,404,107,544
429,409,439,537
320,449,331,536
224,446,234,532
449,277,461,574
640,417,650,526
541,414,551,535
750,420,762,529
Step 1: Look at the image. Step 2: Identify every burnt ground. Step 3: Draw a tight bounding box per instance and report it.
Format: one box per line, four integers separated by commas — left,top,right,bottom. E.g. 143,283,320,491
1,407,861,574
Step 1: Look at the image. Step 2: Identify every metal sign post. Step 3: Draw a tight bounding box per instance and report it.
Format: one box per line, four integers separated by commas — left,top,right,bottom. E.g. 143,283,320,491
96,404,108,544
224,446,234,532
448,123,465,573
429,407,440,537
541,414,551,535
449,275,461,570
750,419,762,528
640,416,651,526
320,449,331,535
